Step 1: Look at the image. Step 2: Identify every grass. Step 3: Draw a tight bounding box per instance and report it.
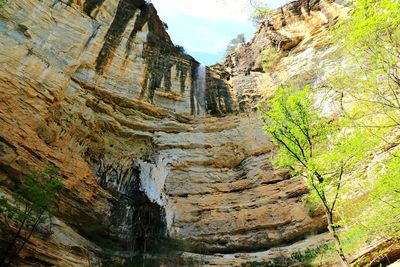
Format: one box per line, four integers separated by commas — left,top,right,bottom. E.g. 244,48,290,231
258,47,280,71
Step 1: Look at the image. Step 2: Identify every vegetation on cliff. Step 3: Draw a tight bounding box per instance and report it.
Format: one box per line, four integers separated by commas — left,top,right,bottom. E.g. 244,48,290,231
260,86,351,266
260,0,400,265
258,48,279,71
0,0,398,265
249,3,272,26
0,165,63,267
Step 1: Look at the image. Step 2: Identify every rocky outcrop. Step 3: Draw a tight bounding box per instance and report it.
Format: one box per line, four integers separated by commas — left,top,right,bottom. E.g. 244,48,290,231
224,0,346,111
160,114,325,253
182,232,332,266
0,0,345,265
225,0,344,74
0,0,198,264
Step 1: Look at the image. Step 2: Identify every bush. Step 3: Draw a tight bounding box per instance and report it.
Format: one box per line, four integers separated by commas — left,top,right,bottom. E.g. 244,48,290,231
162,21,168,30
0,0,7,8
175,45,186,55
250,4,272,26
258,47,279,71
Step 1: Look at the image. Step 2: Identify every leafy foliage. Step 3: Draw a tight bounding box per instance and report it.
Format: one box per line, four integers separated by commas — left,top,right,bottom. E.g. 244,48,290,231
162,21,168,30
336,0,400,51
256,0,400,265
216,0,274,26
175,45,186,55
340,151,400,256
371,154,400,222
0,0,7,9
250,4,272,26
0,165,63,266
259,82,394,264
259,85,353,265
221,33,246,62
260,85,327,169
333,0,400,126
320,0,400,258
259,47,279,71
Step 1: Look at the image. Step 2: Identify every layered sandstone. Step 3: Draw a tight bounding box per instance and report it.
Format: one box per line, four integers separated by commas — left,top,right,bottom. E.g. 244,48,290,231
224,0,347,111
0,0,344,266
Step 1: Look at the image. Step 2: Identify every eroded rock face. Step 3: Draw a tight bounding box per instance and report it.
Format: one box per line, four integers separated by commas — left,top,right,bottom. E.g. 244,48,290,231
225,0,344,74
158,114,325,253
182,232,333,266
0,0,339,265
224,0,346,111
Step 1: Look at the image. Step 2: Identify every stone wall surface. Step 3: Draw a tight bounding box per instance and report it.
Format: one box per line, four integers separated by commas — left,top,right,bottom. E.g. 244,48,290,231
0,0,344,265
224,0,347,111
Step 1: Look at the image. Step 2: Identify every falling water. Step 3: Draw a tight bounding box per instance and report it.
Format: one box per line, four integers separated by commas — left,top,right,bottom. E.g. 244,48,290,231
195,64,207,116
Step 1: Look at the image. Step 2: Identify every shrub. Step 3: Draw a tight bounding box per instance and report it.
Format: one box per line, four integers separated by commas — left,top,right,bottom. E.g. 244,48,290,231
0,0,7,9
175,45,186,55
161,21,168,31
250,4,272,26
258,47,279,71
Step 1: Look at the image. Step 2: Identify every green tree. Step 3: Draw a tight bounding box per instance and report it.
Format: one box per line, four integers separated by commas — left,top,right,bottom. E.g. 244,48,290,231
332,0,400,127
327,1,400,250
342,149,400,246
370,154,400,235
175,45,186,55
250,3,272,26
259,85,351,266
221,33,246,62
217,0,273,25
0,164,63,267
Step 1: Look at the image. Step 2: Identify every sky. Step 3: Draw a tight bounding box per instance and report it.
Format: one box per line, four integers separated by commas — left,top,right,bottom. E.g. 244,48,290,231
151,0,290,65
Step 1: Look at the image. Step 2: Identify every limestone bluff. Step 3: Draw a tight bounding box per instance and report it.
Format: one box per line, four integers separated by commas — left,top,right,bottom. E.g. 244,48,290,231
0,0,344,265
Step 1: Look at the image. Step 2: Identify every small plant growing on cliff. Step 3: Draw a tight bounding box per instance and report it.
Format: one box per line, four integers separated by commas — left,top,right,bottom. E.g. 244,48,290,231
0,0,7,9
162,21,168,30
259,85,353,266
175,45,186,55
250,3,272,26
258,47,279,71
0,164,63,267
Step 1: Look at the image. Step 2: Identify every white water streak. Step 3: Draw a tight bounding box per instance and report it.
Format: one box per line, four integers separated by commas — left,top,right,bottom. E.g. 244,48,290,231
195,64,207,116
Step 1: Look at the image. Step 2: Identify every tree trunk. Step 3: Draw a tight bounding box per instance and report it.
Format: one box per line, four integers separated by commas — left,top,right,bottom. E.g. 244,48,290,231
326,211,349,267
0,216,27,266
6,212,44,267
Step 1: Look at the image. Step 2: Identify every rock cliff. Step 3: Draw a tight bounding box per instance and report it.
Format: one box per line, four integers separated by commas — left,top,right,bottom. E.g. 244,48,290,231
0,0,344,265
224,0,345,111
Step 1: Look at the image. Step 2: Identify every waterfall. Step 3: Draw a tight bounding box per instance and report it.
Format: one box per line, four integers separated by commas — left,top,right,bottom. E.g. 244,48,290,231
195,64,207,116
139,152,177,234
